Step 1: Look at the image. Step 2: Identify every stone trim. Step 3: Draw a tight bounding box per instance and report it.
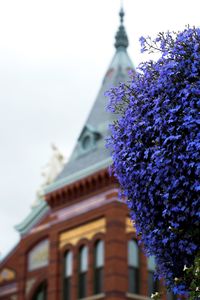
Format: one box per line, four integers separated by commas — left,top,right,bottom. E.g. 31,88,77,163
79,293,105,300
126,293,151,300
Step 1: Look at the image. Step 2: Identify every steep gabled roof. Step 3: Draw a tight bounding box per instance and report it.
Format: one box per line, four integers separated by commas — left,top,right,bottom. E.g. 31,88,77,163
46,8,135,194
16,8,135,236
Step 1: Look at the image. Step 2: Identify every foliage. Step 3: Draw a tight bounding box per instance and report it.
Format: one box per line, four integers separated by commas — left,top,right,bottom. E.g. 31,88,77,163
106,27,200,297
183,252,200,299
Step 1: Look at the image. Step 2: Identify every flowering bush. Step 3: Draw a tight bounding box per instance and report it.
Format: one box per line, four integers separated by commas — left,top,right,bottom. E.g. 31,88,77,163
106,27,200,297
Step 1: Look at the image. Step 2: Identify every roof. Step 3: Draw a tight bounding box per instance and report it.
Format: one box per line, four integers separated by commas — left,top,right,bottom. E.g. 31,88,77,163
15,198,49,236
16,8,135,235
46,9,135,194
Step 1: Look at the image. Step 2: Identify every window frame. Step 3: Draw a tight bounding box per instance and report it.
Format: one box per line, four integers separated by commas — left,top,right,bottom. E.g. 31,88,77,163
128,239,140,294
78,245,88,299
63,250,73,300
147,256,159,297
94,240,104,294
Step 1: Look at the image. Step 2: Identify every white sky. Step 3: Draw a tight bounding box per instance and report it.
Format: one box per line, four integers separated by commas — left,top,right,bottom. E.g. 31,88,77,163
0,0,199,259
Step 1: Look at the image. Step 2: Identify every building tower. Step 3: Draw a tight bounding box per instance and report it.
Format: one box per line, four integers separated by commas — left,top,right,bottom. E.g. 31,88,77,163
0,8,168,300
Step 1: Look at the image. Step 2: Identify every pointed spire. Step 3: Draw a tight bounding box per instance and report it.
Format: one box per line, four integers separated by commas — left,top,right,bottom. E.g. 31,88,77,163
114,7,129,50
119,6,124,24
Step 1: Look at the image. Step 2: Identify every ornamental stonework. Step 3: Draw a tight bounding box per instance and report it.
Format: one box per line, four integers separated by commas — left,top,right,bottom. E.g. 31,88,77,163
28,239,49,272
0,268,15,283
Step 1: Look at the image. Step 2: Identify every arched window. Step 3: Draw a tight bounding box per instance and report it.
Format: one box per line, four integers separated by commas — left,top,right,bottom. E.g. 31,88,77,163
94,240,104,294
128,240,139,294
32,281,47,300
78,245,88,298
64,251,73,300
147,256,159,296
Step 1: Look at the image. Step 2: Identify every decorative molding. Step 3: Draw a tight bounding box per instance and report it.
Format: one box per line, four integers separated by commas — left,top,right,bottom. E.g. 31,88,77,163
0,283,17,296
80,294,105,300
29,188,119,236
28,239,49,272
126,217,136,233
53,190,116,223
126,293,150,300
0,268,15,283
46,167,117,209
59,218,106,248
45,158,112,195
15,200,49,236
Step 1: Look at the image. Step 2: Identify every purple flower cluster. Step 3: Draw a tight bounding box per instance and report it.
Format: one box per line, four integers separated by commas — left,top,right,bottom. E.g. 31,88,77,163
106,27,200,295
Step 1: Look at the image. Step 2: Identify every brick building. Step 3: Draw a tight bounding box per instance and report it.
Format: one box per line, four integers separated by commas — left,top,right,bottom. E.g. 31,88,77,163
0,9,174,300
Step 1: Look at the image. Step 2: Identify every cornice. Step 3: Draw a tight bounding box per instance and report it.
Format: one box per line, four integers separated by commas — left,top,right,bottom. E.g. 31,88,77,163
45,166,118,209
45,157,112,195
15,200,49,236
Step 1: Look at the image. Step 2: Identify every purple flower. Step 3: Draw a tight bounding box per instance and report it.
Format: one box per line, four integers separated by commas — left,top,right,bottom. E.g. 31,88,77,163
106,26,200,295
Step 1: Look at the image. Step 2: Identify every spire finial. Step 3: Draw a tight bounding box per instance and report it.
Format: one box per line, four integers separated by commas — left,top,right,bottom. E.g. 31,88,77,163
120,0,124,24
114,5,129,50
119,7,124,24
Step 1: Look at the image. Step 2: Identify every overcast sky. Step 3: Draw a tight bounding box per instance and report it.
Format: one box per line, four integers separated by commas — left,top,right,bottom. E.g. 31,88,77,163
0,0,200,259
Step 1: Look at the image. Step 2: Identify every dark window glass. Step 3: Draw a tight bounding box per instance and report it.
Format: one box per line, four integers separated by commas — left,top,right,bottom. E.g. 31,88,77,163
148,271,159,296
32,282,47,300
147,256,159,297
166,291,177,300
79,246,88,298
64,278,71,300
94,240,104,294
79,273,87,298
64,251,73,300
128,240,139,294
128,267,139,293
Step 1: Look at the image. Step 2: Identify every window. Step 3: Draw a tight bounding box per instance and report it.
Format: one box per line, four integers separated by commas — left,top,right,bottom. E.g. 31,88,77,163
64,251,73,300
28,239,49,272
32,282,47,300
128,240,139,294
166,291,177,300
82,135,92,150
147,256,159,297
94,240,104,294
78,246,88,299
